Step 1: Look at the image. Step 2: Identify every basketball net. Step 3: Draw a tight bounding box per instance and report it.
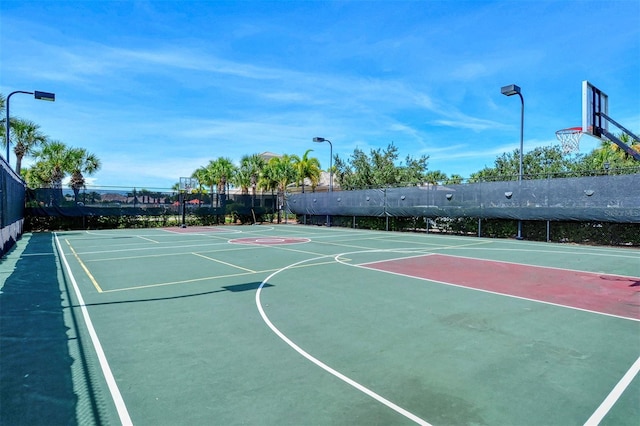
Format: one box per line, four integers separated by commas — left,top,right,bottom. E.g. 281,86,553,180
555,127,583,154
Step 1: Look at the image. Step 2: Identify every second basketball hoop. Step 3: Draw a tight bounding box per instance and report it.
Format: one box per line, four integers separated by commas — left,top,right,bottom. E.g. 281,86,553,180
555,127,583,154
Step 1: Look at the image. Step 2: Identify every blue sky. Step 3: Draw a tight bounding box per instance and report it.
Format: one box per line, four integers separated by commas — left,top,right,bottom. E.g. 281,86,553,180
1,0,639,189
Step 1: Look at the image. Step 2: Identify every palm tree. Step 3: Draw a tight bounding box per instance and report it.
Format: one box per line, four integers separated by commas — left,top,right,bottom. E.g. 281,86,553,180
191,167,210,205
424,170,448,186
33,141,72,188
67,147,101,203
260,155,297,223
208,157,236,206
239,154,266,198
445,174,465,185
7,118,48,174
21,162,52,188
293,149,321,193
27,140,73,205
201,157,236,207
232,168,252,195
192,166,215,207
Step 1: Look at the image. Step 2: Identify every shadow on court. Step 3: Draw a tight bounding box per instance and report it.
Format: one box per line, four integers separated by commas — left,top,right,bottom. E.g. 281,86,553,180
73,282,274,308
0,233,102,426
0,233,76,424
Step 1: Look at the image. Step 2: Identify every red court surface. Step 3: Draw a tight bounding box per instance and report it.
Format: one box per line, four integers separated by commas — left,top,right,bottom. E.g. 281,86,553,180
363,254,640,320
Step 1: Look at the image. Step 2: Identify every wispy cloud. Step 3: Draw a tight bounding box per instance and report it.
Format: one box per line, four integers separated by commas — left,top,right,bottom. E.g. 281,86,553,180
2,1,638,188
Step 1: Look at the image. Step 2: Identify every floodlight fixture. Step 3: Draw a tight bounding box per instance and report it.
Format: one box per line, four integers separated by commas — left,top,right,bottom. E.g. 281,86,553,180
501,84,521,97
34,91,56,102
312,137,333,192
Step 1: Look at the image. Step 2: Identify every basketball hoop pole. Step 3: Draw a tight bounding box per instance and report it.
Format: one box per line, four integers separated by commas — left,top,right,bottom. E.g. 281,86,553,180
181,194,187,228
179,177,197,228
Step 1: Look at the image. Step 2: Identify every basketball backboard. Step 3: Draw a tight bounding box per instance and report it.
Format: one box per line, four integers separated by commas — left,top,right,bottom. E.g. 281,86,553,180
179,177,198,193
582,80,608,139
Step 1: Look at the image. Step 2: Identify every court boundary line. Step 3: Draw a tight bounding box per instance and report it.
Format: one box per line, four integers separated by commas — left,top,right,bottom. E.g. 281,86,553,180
584,355,640,425
54,233,133,425
255,255,432,426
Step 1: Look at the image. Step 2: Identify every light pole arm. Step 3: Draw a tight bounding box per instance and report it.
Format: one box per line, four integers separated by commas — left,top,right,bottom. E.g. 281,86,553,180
313,137,333,192
518,93,524,182
5,91,35,165
4,90,54,167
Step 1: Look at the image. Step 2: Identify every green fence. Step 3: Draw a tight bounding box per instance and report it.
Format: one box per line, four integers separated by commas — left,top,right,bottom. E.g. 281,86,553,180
0,158,26,257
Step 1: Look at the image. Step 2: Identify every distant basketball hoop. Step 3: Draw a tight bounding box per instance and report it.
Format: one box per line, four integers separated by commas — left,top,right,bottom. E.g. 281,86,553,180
555,127,583,154
179,177,198,193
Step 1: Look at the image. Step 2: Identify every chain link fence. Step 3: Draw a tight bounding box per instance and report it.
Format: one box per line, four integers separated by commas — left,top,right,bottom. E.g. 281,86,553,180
24,187,278,230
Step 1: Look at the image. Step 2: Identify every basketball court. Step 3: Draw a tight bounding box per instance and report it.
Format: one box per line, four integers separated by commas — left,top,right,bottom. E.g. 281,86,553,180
2,224,638,425
1,79,638,425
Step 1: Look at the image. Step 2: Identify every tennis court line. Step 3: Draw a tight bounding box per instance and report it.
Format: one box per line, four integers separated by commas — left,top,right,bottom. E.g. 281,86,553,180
81,244,265,263
255,255,432,426
62,240,232,256
191,252,256,273
54,234,133,425
136,235,160,244
99,259,338,293
584,355,640,425
316,239,398,251
65,240,103,293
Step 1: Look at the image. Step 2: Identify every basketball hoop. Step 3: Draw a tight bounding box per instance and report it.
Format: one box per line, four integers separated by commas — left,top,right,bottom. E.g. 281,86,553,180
555,127,583,154
179,177,198,193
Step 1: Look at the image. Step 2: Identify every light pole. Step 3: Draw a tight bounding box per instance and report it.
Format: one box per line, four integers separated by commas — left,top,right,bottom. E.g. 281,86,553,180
312,137,332,192
501,84,524,240
313,137,333,227
5,90,55,166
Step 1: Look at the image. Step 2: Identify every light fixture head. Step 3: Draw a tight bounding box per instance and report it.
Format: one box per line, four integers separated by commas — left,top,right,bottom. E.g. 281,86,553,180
501,84,521,96
313,137,327,143
34,91,55,102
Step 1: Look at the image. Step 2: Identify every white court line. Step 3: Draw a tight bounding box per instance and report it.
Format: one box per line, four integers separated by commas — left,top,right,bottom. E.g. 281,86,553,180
255,255,432,426
54,233,133,425
191,252,256,273
584,355,640,425
136,235,159,243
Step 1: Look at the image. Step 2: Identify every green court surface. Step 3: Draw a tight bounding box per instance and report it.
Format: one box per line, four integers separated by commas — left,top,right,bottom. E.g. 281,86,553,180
1,224,638,425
